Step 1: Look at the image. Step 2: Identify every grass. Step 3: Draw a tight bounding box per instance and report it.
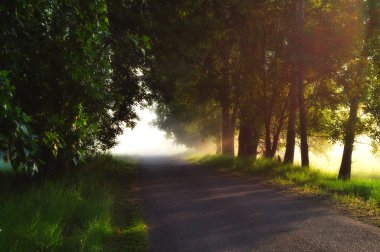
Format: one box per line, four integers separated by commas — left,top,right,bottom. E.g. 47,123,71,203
195,155,380,226
0,155,147,251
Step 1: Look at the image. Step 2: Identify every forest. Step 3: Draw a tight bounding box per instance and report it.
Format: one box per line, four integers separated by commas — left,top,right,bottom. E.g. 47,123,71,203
151,0,380,181
0,0,380,251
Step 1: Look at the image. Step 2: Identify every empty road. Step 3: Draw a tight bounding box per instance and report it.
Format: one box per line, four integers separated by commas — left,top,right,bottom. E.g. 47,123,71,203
140,157,380,252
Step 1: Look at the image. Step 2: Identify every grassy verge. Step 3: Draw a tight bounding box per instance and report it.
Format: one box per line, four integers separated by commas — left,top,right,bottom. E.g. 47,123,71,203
0,155,147,251
194,155,380,227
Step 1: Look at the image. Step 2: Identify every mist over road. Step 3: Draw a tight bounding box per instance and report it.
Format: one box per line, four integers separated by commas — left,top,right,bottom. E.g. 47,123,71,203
140,157,380,252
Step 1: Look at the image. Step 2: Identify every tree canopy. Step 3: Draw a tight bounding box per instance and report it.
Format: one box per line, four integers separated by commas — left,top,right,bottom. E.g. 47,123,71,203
0,0,151,174
1,0,380,180
146,0,380,180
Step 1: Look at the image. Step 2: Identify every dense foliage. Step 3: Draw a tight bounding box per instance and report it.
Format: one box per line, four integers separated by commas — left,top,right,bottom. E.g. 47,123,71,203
147,0,380,180
0,71,39,172
0,0,151,174
0,0,379,180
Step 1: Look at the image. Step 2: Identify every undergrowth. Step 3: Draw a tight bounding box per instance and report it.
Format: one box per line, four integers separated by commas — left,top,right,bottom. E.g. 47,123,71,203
0,155,147,251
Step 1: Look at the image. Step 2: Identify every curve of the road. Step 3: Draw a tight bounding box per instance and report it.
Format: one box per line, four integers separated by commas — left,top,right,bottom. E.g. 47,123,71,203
140,156,380,252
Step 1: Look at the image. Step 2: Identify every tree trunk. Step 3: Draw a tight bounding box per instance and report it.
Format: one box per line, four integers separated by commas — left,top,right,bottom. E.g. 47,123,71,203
295,0,309,167
215,134,222,154
238,108,260,159
221,102,234,156
338,2,376,180
238,121,249,158
230,104,238,155
284,80,297,163
238,123,259,159
297,71,309,167
264,117,272,158
270,102,287,157
251,127,261,160
260,26,272,158
338,99,359,180
338,1,376,179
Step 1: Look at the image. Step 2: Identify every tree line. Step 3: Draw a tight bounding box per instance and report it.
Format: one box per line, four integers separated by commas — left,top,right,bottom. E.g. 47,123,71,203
1,0,380,181
148,0,380,180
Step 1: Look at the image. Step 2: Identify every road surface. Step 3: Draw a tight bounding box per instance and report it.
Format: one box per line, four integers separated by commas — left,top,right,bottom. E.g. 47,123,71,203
140,157,380,252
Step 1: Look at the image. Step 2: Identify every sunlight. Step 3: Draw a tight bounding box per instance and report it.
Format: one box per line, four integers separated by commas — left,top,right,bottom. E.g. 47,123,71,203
296,136,380,178
111,107,380,177
111,107,188,156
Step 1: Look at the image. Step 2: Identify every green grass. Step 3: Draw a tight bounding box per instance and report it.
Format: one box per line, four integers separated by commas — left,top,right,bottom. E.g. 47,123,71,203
0,155,147,251
195,155,380,225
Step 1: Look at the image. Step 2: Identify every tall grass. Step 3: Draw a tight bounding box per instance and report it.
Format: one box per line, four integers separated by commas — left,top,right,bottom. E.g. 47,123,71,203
0,155,147,251
196,155,380,224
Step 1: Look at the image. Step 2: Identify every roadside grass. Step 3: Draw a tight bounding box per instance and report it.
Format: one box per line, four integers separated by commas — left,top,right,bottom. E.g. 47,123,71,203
0,155,147,251
195,155,380,226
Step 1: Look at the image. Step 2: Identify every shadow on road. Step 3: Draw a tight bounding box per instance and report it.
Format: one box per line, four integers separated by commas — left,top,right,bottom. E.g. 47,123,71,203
139,156,380,252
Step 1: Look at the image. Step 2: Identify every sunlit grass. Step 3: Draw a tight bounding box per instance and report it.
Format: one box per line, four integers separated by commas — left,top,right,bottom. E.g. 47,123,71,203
0,155,147,251
195,155,380,225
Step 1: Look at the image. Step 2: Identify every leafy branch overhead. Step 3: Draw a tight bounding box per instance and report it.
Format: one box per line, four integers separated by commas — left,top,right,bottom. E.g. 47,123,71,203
0,0,151,175
0,71,39,173
1,0,380,182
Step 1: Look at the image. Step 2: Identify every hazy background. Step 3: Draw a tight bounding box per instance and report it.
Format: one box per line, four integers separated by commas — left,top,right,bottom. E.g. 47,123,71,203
111,108,380,178
3,109,377,178
111,108,188,156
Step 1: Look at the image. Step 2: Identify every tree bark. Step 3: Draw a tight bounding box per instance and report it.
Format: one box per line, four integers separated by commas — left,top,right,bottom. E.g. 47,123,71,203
215,134,222,154
251,127,261,160
295,0,309,167
238,109,260,159
264,116,272,158
221,102,234,156
230,103,238,155
238,121,249,158
297,72,309,167
260,26,272,158
238,123,259,159
284,79,297,163
270,102,287,157
338,99,359,180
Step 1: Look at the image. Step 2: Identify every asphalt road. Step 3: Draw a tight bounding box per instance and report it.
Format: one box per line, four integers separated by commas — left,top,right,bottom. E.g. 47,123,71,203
140,157,380,252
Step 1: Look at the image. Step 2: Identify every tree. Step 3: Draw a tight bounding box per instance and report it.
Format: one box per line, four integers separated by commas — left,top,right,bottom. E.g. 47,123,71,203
0,0,151,174
338,0,380,180
294,0,309,167
145,0,239,156
143,0,380,182
0,71,39,173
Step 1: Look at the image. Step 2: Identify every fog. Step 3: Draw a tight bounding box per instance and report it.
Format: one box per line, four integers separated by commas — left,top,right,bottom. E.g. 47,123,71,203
295,136,380,178
111,108,380,178
111,108,188,156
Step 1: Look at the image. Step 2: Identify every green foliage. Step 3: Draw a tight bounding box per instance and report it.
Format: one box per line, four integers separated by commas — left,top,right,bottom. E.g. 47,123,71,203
195,155,236,170
364,1,380,155
0,1,152,172
0,155,147,251
154,98,221,148
147,0,380,179
0,71,39,173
